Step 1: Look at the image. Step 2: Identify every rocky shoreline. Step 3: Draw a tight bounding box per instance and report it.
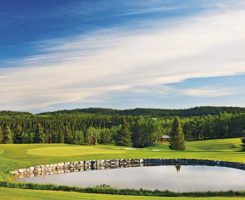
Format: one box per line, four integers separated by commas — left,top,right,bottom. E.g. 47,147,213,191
11,158,245,179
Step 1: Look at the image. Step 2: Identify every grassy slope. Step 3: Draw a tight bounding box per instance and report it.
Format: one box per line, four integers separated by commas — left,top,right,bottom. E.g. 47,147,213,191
1,187,245,200
0,138,244,199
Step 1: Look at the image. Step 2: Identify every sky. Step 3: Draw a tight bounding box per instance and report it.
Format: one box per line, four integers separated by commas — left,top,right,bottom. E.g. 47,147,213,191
0,0,245,112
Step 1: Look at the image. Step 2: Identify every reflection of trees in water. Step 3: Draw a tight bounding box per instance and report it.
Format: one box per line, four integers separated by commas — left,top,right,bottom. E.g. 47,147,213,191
175,164,181,172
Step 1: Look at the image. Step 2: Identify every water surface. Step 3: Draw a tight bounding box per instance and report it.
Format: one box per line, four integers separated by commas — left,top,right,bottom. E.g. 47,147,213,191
19,165,245,192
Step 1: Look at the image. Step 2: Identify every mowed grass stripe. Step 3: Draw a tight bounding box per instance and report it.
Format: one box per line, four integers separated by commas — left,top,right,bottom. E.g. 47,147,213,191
27,146,125,157
1,187,245,200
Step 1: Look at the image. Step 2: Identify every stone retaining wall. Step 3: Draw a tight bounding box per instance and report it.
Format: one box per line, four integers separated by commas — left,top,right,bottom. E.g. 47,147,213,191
10,158,245,179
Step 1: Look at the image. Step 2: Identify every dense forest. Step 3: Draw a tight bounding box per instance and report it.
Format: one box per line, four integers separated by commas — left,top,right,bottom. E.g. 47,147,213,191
0,107,245,147
40,106,245,117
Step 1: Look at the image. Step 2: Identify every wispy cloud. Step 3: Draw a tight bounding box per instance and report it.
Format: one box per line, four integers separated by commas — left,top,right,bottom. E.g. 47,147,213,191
183,87,233,97
1,4,245,111
118,5,188,16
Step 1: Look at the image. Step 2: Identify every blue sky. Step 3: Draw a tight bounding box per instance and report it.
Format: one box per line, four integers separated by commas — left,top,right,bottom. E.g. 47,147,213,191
0,0,245,112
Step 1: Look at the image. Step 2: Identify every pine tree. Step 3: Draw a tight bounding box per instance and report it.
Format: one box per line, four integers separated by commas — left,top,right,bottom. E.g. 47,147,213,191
241,137,245,151
73,130,84,145
64,127,73,144
99,128,111,144
115,125,132,146
14,124,23,143
57,131,65,143
169,117,185,150
86,127,98,145
33,123,45,143
131,118,162,147
3,125,13,144
0,126,3,143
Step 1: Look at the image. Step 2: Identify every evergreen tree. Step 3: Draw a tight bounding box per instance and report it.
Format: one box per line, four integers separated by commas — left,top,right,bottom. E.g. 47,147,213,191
64,127,73,144
33,123,45,143
3,125,13,144
21,132,31,143
169,117,185,150
115,125,132,146
99,128,112,144
0,126,3,143
51,132,59,143
131,118,162,147
14,124,23,143
57,131,65,143
241,137,245,151
74,130,85,145
86,127,99,145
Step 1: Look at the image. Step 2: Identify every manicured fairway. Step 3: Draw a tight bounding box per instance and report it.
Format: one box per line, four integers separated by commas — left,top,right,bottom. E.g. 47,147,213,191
185,138,241,151
27,146,125,157
1,187,245,200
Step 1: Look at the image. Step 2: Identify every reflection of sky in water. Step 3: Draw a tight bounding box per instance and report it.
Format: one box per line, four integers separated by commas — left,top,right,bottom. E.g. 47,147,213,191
20,166,245,192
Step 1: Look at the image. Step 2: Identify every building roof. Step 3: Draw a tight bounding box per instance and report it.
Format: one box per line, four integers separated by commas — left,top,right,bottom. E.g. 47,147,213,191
161,135,170,139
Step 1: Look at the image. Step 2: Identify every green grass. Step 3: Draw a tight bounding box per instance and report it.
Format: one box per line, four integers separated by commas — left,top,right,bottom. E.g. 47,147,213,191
2,187,245,200
185,139,241,151
0,138,245,199
27,146,125,157
0,138,244,181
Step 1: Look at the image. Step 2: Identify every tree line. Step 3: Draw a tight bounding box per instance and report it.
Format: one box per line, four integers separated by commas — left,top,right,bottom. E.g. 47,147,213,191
0,116,164,148
0,111,245,148
39,106,245,117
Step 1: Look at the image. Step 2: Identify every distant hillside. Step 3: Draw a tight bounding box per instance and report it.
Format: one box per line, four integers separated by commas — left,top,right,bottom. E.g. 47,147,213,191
39,106,245,117
0,111,32,117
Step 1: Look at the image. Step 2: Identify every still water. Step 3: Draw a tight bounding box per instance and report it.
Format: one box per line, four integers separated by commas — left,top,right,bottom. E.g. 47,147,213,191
19,165,245,192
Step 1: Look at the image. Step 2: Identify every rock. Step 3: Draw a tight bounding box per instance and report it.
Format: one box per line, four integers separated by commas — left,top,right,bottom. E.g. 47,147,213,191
12,158,245,179
18,169,25,173
9,170,18,175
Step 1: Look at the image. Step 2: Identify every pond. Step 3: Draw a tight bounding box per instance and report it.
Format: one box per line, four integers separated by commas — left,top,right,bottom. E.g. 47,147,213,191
19,165,245,192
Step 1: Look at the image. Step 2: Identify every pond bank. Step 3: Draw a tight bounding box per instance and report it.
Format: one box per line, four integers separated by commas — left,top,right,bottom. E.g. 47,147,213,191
11,158,245,179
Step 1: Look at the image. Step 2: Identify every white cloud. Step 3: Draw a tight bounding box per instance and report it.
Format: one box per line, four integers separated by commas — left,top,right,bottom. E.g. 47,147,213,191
118,5,188,16
183,87,233,97
1,5,245,111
